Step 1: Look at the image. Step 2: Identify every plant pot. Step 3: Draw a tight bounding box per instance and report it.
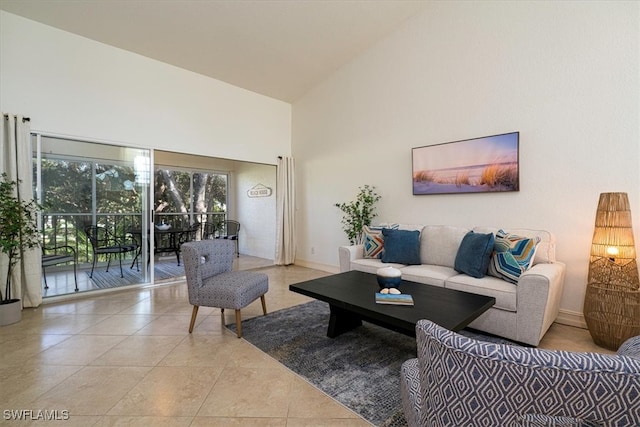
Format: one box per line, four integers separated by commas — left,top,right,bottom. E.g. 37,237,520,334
0,298,22,326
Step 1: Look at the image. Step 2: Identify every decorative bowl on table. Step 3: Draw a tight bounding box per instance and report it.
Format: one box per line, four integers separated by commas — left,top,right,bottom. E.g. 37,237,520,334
376,266,402,289
155,224,171,231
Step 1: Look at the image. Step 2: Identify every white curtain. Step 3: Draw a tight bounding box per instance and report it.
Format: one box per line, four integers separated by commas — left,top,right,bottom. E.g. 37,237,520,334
0,113,42,307
275,156,296,265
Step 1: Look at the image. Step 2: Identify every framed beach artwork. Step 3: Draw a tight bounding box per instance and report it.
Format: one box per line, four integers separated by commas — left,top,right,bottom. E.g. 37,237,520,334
412,132,519,195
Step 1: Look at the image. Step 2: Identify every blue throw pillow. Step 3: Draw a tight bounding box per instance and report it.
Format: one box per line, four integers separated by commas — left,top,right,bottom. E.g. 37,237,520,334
454,231,495,278
381,228,421,265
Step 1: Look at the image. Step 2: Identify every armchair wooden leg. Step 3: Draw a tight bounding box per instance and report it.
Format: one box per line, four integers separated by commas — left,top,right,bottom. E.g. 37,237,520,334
235,309,242,338
189,305,199,333
260,295,267,315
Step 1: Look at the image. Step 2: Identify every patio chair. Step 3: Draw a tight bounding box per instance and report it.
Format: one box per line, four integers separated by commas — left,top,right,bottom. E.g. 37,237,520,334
202,221,217,240
85,225,138,278
42,245,78,292
166,221,200,266
178,221,200,245
182,239,268,338
216,220,240,257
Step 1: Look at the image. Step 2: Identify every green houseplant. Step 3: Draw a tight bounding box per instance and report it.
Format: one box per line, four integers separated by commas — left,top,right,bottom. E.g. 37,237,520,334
334,185,381,245
0,173,41,325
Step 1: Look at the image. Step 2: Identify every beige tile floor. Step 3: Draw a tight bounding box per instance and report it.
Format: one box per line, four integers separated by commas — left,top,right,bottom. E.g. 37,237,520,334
2,261,613,426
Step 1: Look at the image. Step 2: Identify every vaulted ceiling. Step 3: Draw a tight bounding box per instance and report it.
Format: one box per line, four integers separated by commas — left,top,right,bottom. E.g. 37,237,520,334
1,0,428,102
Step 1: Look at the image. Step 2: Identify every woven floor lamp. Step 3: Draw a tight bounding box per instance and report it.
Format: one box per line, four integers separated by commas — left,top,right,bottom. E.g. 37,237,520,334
584,192,640,351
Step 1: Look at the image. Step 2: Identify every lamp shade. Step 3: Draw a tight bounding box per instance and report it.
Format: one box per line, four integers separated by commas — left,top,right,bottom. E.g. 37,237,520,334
590,192,636,260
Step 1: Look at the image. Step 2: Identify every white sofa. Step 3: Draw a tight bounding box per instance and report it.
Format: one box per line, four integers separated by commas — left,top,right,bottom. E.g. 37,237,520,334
338,225,566,346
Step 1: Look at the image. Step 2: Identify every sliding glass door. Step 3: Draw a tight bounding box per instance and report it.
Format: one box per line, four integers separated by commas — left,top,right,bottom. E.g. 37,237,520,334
34,134,152,294
33,137,238,297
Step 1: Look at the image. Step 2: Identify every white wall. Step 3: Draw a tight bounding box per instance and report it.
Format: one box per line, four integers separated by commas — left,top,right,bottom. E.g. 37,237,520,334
0,11,291,165
235,163,277,260
292,1,640,325
1,11,286,264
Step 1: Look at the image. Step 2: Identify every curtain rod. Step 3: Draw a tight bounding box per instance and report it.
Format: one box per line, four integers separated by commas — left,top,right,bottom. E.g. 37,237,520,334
3,113,30,122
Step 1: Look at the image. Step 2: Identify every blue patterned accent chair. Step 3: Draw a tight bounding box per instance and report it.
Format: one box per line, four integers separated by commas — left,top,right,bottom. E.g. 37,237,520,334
182,240,268,338
400,320,640,426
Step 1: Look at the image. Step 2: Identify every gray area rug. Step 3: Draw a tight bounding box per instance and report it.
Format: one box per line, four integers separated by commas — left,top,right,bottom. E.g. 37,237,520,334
88,262,185,288
228,300,517,426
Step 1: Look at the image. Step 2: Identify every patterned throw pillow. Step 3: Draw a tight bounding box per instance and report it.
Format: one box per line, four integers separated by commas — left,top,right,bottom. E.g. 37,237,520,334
363,225,385,258
362,224,399,259
488,229,540,284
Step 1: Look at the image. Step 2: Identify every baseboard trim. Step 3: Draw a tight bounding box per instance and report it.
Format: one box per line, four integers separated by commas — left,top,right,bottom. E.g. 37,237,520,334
555,309,587,329
294,259,339,274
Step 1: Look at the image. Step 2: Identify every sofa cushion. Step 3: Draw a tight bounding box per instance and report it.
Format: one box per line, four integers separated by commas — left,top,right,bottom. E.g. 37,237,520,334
401,264,457,287
445,273,517,312
351,258,406,274
454,231,495,278
420,225,471,268
474,226,555,265
397,223,425,232
488,230,540,284
381,228,421,265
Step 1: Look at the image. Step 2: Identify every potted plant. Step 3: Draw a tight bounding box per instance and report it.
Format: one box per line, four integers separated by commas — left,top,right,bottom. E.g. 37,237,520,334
0,173,41,325
334,185,381,245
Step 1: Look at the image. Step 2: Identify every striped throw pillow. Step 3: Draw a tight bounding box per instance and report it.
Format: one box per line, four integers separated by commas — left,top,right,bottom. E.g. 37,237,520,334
488,229,540,284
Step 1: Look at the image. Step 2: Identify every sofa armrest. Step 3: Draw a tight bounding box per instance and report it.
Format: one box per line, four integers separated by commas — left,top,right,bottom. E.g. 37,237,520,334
618,336,640,360
515,261,566,346
338,244,364,273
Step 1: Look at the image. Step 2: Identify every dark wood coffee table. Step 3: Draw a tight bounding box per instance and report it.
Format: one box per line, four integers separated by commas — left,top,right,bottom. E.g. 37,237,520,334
289,270,495,338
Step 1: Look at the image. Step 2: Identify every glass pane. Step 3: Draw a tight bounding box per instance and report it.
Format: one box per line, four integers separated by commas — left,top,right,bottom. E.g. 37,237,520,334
193,172,227,230
41,159,92,214
95,163,140,214
154,169,191,227
35,136,151,295
39,157,93,257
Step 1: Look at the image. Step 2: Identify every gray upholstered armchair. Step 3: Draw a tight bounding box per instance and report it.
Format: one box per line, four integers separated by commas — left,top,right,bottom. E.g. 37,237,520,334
401,320,640,426
182,239,268,338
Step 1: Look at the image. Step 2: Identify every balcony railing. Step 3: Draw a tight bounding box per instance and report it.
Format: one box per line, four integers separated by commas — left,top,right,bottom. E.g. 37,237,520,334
41,212,227,266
